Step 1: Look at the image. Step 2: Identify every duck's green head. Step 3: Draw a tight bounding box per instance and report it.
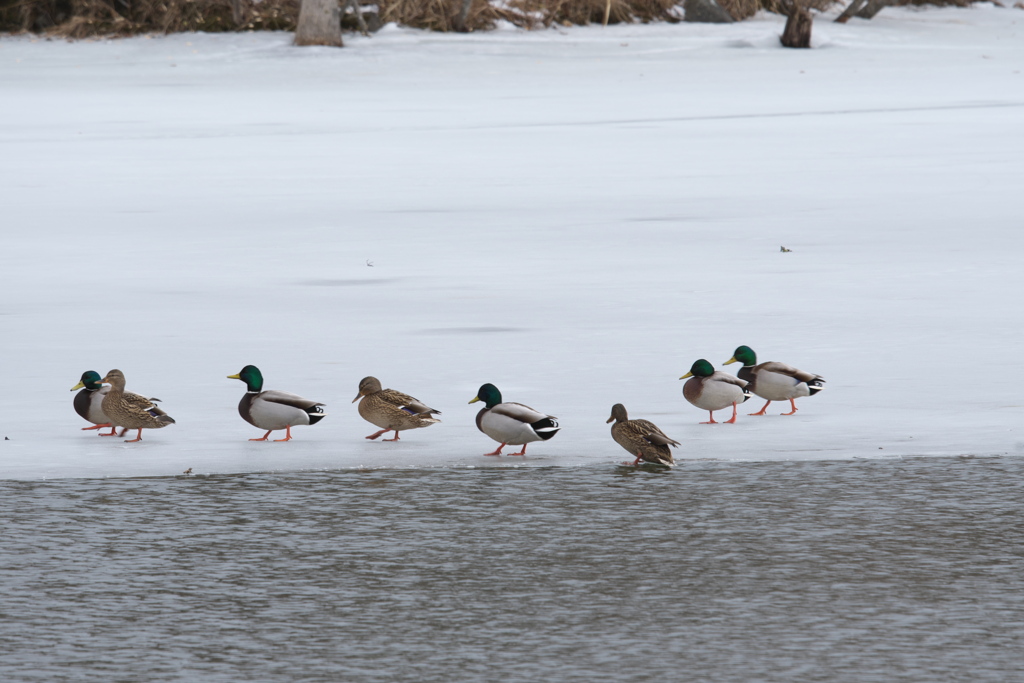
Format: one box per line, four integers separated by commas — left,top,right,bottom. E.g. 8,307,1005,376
228,365,264,393
725,345,757,367
469,383,502,408
680,359,715,380
71,370,103,392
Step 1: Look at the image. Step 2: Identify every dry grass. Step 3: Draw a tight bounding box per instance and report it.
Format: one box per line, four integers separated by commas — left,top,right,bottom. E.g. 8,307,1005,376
0,0,980,38
903,0,977,5
3,0,299,35
532,0,682,26
374,0,687,31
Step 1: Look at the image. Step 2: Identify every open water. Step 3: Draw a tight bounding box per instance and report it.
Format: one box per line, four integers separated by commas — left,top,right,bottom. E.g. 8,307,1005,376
2,456,1022,682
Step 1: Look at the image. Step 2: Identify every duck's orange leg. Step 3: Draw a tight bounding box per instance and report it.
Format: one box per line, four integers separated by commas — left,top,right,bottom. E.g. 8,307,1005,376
484,442,506,456
124,429,143,443
700,411,718,424
273,426,293,442
508,444,528,456
781,399,799,416
365,428,389,440
249,430,273,441
82,423,111,431
724,403,739,424
99,425,123,436
382,431,401,442
749,400,771,416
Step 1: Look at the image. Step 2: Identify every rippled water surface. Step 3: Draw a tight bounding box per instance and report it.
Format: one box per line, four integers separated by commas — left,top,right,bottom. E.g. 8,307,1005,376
3,457,1023,682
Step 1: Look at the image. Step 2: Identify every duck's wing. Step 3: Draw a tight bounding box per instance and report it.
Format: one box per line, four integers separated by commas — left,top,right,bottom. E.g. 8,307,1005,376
629,419,680,448
379,388,441,416
710,371,749,388
123,391,175,424
491,402,554,424
756,362,823,384
260,390,325,411
123,392,166,416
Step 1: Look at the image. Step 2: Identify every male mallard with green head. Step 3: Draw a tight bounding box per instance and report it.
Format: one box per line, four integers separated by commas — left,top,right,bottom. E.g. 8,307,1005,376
469,383,559,456
71,370,118,436
680,359,751,424
98,369,175,442
724,345,824,416
228,365,326,441
607,403,679,467
352,376,441,441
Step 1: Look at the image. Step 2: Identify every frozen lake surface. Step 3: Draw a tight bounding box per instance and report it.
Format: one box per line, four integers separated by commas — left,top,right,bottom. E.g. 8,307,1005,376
3,458,1023,682
1,6,1023,478
2,11,1024,683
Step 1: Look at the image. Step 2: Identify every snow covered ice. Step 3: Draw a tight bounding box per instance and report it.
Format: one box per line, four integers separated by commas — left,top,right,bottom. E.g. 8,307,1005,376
1,6,1022,478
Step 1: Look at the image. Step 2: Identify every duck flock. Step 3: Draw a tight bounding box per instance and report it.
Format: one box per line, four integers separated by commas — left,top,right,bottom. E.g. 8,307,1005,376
71,345,824,467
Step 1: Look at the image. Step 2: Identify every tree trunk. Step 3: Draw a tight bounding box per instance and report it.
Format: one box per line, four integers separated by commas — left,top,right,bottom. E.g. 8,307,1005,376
454,0,473,32
344,0,370,34
780,4,812,49
20,3,33,31
856,0,891,19
295,0,343,47
834,0,867,23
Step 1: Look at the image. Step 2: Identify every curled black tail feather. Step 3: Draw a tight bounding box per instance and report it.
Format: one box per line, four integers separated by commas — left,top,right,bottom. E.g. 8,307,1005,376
307,405,327,425
531,417,560,441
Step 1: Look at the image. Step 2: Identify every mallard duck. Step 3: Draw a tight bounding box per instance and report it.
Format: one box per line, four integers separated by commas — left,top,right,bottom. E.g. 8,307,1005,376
469,383,560,456
724,345,824,415
680,359,751,424
228,365,326,441
71,370,118,435
607,403,679,467
98,369,175,442
352,376,440,441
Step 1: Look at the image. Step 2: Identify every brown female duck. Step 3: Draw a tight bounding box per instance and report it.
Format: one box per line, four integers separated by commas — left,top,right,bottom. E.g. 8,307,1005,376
607,403,679,467
98,369,176,442
352,376,440,441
